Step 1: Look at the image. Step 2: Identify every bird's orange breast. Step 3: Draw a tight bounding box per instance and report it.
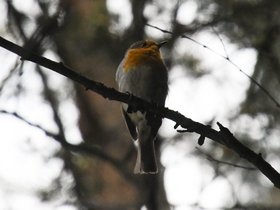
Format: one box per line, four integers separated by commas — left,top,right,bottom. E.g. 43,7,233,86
123,48,162,73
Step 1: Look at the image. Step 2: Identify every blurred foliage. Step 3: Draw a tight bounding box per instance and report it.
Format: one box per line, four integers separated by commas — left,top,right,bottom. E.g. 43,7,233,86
199,0,280,121
1,0,280,209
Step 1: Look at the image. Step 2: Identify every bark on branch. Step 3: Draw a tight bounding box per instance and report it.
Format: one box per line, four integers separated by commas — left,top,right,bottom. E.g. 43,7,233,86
0,36,280,188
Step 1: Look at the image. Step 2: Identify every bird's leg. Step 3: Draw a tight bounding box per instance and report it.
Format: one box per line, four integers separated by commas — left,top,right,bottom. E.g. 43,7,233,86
125,91,138,113
146,102,161,128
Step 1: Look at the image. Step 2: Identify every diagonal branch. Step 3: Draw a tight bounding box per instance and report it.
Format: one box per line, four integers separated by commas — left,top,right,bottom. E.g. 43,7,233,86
0,109,137,182
0,36,280,188
146,23,280,108
195,147,256,170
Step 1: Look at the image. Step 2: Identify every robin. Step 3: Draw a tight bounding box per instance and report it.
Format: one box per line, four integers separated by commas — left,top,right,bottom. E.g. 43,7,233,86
116,40,168,174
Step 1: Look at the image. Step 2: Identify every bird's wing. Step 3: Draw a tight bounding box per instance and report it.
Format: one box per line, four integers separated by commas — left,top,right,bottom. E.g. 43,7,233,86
122,108,138,140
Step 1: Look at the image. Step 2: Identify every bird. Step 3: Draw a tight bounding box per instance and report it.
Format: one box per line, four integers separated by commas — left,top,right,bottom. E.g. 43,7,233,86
116,40,168,174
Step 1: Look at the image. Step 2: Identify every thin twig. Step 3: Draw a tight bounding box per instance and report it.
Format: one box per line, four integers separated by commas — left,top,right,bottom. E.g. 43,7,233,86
146,23,280,108
211,26,229,59
0,58,21,94
196,147,256,170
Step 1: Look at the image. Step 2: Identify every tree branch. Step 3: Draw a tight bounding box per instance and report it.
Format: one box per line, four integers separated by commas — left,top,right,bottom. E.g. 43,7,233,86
0,36,280,188
146,23,280,108
0,109,137,183
195,147,256,170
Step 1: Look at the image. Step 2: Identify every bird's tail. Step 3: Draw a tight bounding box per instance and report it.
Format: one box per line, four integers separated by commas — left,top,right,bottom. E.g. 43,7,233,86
134,138,157,174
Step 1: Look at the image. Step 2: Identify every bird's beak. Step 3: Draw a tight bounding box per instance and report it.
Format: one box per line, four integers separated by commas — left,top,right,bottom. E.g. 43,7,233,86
157,40,168,49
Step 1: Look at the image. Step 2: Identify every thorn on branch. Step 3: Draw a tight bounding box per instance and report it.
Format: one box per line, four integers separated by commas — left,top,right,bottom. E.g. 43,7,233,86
197,124,212,146
180,121,197,133
197,135,205,146
174,122,180,129
217,121,234,145
217,121,230,134
176,121,198,133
